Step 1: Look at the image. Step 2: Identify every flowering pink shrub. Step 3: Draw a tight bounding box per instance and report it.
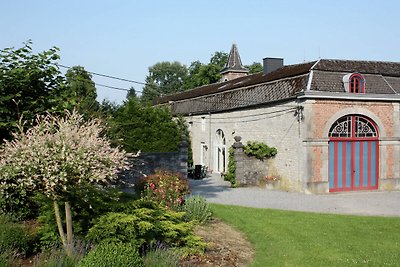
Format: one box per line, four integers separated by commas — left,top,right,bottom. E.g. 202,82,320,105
137,170,190,209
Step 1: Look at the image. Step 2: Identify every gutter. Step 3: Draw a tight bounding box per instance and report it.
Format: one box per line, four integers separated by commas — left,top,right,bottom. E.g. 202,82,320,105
296,91,400,102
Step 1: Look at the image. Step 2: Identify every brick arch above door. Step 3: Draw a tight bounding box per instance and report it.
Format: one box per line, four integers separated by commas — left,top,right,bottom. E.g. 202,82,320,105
322,107,386,139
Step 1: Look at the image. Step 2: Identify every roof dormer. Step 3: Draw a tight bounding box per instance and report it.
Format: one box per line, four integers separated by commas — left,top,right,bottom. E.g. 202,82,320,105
343,73,365,93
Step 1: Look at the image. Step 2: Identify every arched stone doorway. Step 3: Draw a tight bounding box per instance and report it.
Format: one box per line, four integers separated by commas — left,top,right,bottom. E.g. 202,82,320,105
328,114,379,192
215,129,226,173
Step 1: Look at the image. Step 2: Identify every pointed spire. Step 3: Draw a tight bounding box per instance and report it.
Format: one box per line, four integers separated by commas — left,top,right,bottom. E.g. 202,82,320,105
220,44,248,82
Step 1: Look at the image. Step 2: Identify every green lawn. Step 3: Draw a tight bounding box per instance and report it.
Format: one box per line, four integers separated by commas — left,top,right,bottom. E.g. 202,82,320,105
211,204,400,267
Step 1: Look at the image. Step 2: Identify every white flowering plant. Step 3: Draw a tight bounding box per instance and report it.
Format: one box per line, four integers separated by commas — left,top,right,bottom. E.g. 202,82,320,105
0,110,129,255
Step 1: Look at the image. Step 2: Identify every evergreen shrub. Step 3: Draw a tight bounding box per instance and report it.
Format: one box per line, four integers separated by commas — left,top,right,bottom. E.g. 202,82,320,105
86,199,206,255
78,242,143,267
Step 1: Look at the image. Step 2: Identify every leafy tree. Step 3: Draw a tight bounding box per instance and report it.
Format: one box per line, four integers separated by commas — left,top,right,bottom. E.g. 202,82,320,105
184,51,228,89
141,61,188,103
0,41,64,141
139,51,230,101
246,62,263,74
0,111,128,255
54,66,99,117
126,86,137,100
108,96,182,153
210,51,228,68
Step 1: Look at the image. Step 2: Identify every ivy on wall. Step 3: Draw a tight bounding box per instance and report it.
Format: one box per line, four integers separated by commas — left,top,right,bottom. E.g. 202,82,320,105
243,141,277,160
223,147,237,187
224,141,277,187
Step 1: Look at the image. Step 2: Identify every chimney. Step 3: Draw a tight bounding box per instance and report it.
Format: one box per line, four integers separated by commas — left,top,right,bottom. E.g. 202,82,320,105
263,57,284,74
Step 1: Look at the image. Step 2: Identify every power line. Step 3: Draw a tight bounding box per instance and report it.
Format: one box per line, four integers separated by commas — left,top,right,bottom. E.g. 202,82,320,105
66,76,132,93
57,63,295,109
185,108,296,124
57,63,170,96
56,63,148,86
95,82,130,92
187,107,297,120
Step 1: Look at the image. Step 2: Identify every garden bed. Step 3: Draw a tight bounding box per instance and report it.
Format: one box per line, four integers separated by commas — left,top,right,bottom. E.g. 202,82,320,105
182,219,254,266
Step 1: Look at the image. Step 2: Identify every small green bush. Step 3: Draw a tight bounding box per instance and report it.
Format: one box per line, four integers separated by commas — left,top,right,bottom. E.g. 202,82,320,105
244,141,277,160
78,242,143,267
136,170,190,209
143,248,180,267
86,199,206,255
224,147,237,187
0,214,31,255
180,195,212,224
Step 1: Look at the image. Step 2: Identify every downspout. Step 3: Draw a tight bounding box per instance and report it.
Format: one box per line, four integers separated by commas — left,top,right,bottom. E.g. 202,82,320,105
209,112,212,172
301,61,318,191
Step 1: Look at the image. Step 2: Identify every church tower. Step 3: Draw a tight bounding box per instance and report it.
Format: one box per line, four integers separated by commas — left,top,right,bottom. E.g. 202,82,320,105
220,43,249,82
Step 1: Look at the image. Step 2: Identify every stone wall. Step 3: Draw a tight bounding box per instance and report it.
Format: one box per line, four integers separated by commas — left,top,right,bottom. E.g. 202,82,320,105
186,100,302,189
121,141,188,192
232,136,270,186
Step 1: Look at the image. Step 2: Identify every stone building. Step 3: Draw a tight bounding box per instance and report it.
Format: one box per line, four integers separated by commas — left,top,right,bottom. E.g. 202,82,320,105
155,44,400,193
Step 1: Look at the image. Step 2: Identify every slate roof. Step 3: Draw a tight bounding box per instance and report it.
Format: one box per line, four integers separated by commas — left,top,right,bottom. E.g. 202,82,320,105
220,43,249,74
155,59,400,115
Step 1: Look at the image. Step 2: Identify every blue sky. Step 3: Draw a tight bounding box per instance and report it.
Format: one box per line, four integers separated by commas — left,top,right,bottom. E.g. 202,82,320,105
2,0,399,104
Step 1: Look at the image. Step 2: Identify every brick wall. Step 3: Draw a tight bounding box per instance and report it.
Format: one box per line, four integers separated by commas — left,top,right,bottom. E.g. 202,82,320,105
304,99,400,192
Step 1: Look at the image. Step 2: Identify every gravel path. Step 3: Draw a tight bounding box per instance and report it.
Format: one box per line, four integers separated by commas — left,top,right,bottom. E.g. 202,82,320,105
189,173,400,217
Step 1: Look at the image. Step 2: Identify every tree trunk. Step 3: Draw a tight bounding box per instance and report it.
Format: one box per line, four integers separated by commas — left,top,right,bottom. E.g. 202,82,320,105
53,201,67,248
65,201,73,256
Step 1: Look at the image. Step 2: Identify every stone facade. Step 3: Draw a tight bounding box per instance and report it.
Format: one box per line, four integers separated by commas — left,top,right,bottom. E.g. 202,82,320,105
187,100,303,190
156,58,400,193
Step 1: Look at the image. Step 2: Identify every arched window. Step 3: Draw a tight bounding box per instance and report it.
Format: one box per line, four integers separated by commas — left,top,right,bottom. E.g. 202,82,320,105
343,73,365,93
329,115,378,138
215,129,226,173
216,129,225,145
350,74,365,93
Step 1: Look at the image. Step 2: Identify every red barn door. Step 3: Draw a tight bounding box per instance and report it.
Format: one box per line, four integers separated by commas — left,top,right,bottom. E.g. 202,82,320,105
328,115,379,192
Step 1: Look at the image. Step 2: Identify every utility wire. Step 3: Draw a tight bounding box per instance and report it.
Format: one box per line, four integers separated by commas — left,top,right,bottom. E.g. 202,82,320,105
57,63,296,108
185,109,295,124
57,63,182,97
56,63,148,86
187,107,297,120
95,83,130,92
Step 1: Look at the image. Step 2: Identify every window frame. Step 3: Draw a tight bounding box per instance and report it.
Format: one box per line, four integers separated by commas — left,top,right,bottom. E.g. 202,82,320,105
349,74,365,93
343,73,366,94
329,114,378,140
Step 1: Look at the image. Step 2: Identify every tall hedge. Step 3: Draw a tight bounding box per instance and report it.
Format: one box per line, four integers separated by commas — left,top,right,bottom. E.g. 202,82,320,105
108,97,183,152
